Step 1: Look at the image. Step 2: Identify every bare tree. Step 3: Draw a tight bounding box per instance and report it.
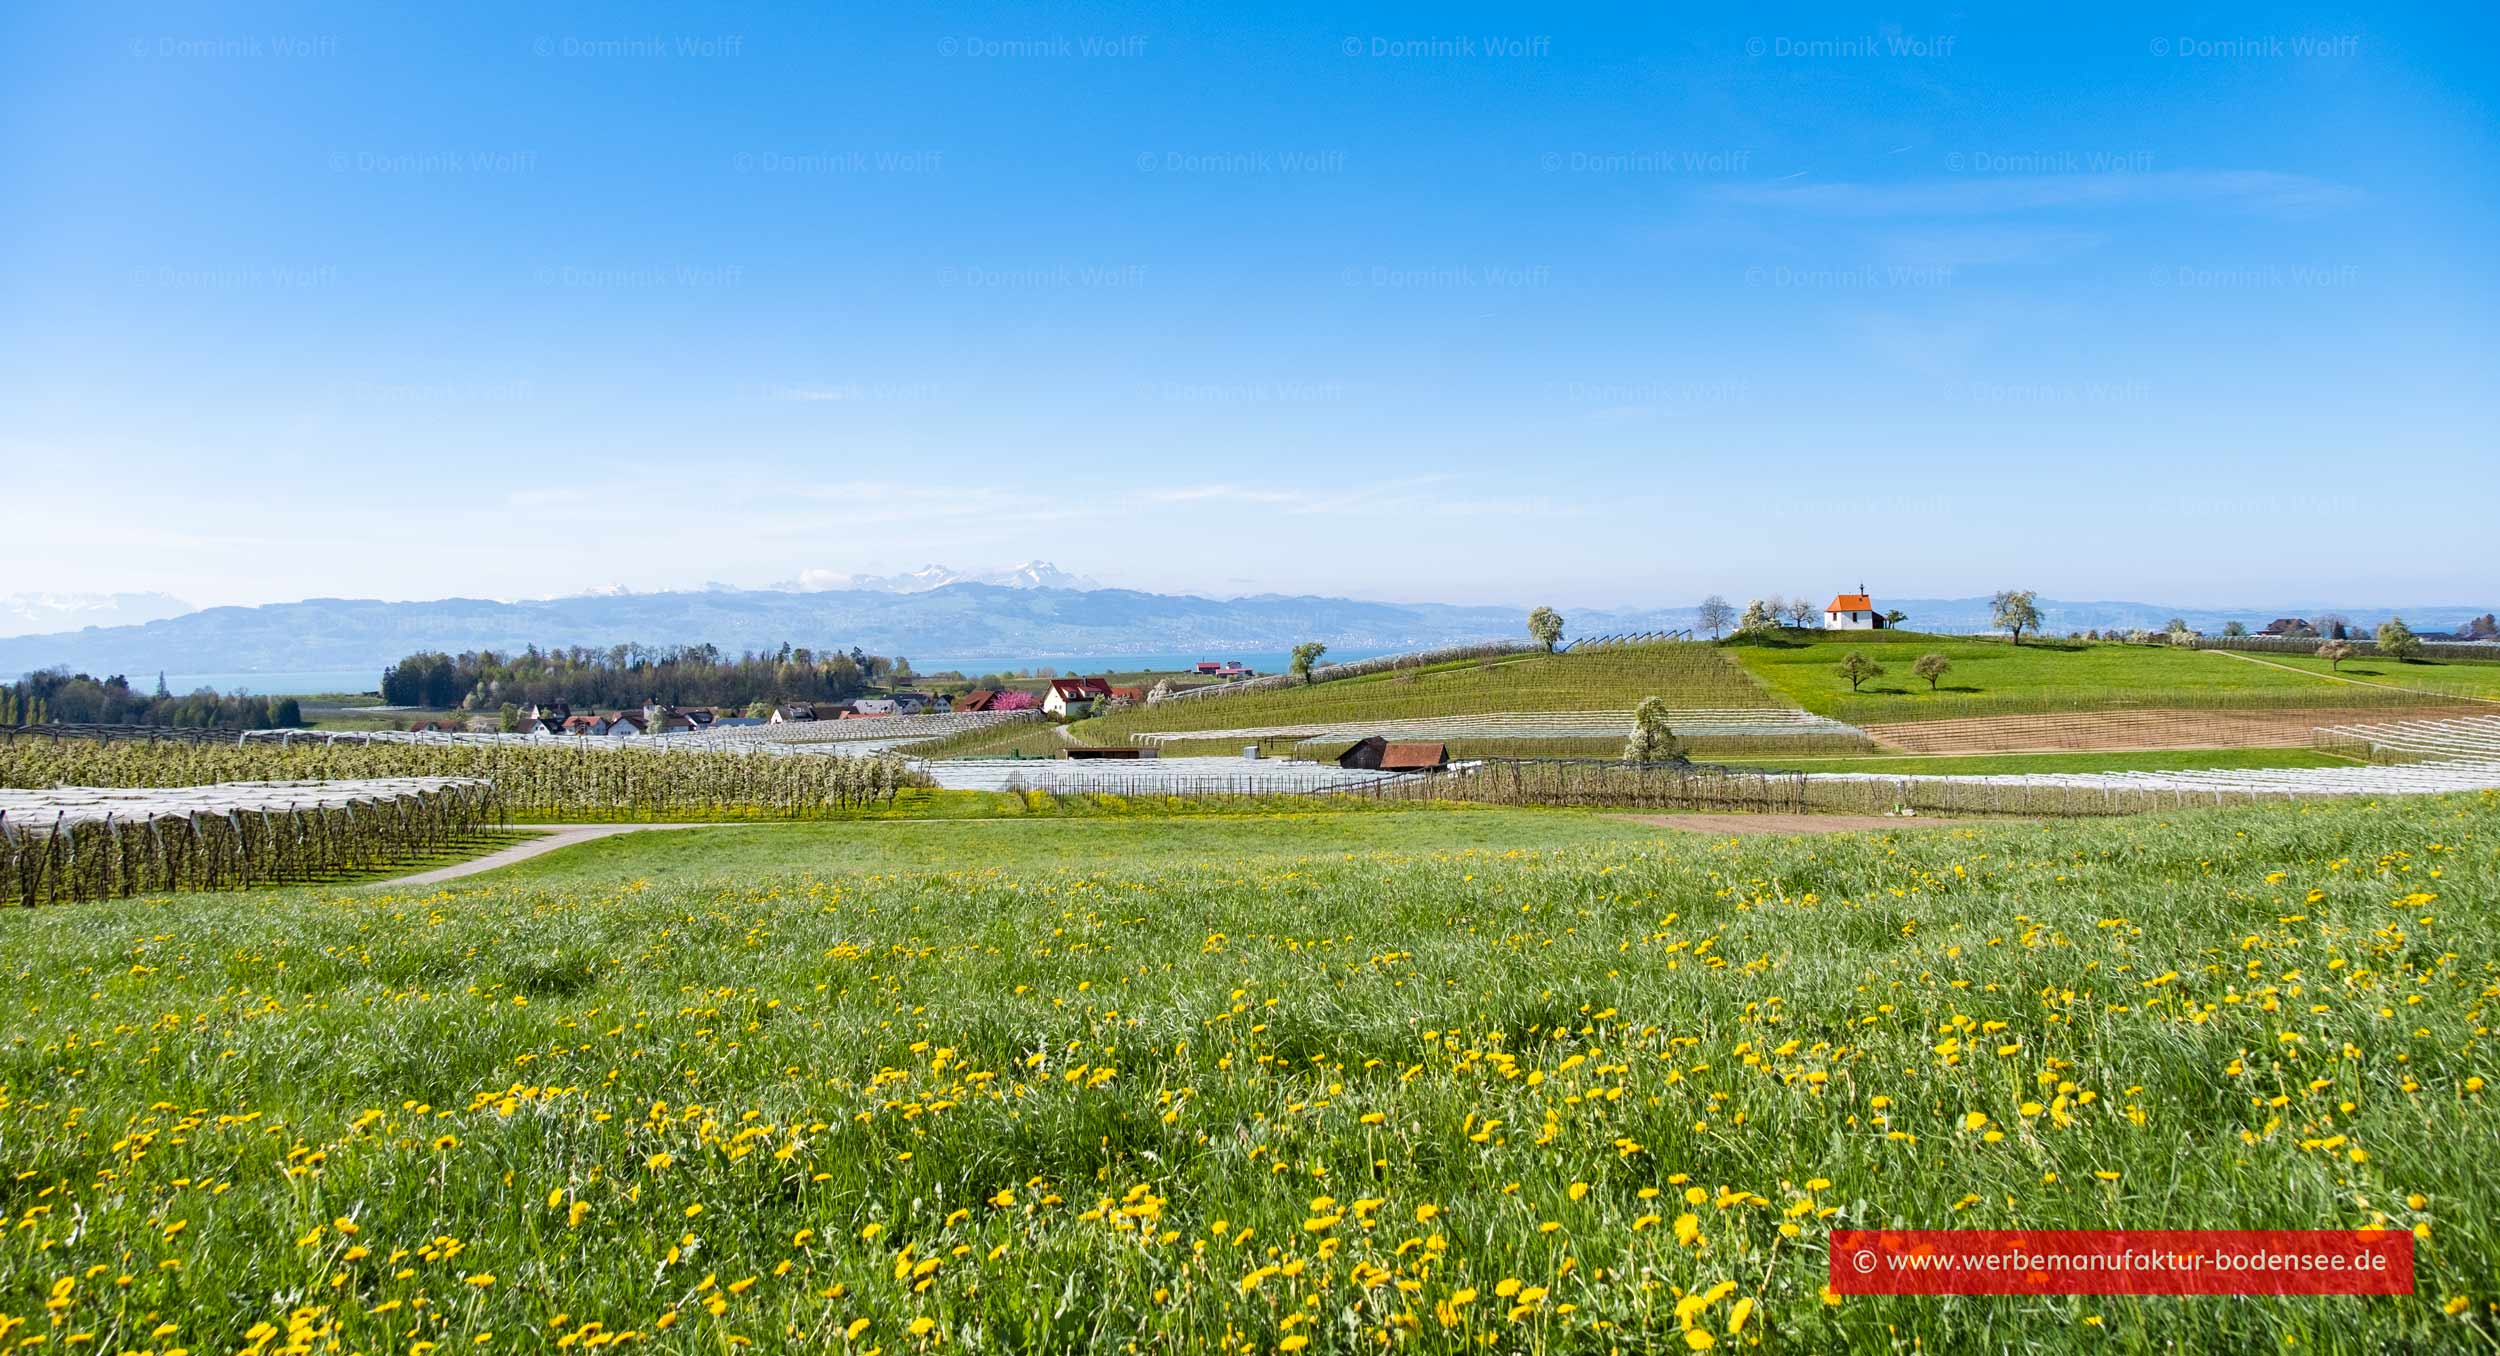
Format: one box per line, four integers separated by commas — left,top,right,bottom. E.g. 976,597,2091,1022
1784,596,1820,629
1696,595,1735,639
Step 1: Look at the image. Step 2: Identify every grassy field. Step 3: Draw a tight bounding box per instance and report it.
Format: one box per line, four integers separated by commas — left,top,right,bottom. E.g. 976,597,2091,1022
1713,747,2361,777
1726,633,2392,723
2218,651,2500,702
1082,645,1775,742
4,796,2494,1353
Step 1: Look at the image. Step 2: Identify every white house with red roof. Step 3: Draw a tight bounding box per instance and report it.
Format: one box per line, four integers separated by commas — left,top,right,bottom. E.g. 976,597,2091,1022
1824,590,1885,630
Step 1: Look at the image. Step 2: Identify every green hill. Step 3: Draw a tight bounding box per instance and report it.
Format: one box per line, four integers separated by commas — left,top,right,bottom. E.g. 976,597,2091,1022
1084,643,1779,739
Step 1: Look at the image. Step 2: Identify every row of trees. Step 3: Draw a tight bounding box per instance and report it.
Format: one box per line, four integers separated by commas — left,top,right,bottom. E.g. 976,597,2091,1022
0,670,304,729
378,642,919,712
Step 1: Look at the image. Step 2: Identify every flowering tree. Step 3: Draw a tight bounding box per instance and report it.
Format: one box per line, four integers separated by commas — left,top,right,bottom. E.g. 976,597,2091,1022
991,689,1040,712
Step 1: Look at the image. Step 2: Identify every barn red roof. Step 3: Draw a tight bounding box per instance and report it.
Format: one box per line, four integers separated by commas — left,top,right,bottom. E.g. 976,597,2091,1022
1378,741,1449,771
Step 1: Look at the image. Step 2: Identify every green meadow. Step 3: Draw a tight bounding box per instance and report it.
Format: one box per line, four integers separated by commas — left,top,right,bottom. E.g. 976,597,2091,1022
4,796,2494,1354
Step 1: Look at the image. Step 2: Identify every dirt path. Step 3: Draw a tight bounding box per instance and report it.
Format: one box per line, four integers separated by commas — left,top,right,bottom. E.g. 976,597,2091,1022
1612,813,1994,836
371,823,766,888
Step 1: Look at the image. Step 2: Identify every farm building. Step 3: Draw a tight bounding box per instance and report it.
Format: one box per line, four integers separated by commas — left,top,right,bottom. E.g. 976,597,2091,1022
1043,677,1114,717
954,690,1000,713
1332,737,1450,772
769,703,819,723
1823,592,1885,630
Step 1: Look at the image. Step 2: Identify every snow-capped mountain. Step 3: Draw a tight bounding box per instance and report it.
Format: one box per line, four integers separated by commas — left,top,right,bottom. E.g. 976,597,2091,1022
0,591,192,638
774,561,1102,594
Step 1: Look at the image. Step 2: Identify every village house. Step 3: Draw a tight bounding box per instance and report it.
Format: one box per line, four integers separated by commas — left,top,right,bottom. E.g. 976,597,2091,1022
1043,677,1114,718
2258,617,2316,637
845,698,901,718
953,690,1000,713
604,712,645,736
561,714,606,736
770,703,819,723
1823,592,1885,630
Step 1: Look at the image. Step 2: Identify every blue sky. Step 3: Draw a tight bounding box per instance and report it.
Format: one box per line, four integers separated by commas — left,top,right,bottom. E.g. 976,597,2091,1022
2,1,2493,611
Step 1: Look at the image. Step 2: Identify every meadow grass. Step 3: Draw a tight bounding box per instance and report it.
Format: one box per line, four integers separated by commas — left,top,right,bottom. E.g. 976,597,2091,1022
1085,645,1771,741
2,796,2494,1354
2217,652,2500,702
1727,633,2368,721
1711,748,2360,777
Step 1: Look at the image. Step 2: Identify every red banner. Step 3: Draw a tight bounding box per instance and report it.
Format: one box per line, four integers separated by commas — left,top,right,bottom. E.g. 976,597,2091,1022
1829,1229,2413,1296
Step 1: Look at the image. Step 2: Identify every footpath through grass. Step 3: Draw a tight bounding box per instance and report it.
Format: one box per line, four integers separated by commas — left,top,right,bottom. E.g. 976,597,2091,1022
3,797,2495,1353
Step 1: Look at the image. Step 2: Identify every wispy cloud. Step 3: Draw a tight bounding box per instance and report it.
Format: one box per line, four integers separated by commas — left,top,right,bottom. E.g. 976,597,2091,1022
1713,170,2358,216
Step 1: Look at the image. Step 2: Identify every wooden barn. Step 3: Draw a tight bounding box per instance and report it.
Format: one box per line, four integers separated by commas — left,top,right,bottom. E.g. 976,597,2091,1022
1333,737,1449,772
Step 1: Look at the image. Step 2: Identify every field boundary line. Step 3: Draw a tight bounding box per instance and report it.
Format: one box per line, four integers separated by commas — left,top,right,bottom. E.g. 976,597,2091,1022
2211,649,2500,705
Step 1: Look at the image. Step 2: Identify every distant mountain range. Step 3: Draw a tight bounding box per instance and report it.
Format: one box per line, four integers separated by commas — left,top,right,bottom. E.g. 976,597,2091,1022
562,562,1101,599
0,585,2487,685
0,591,193,639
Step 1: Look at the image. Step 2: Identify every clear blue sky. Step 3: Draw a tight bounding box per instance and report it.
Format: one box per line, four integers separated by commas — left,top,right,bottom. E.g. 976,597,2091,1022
3,1,2492,611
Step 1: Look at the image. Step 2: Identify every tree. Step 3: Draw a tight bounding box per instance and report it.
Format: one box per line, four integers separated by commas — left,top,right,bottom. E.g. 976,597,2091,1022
1912,652,1951,691
1696,596,1735,639
1763,594,1789,627
498,702,519,732
2316,639,2357,671
1146,679,1174,705
1784,597,1820,629
1290,642,1328,684
2375,616,2423,661
1836,652,1886,691
1990,590,2042,645
1526,607,1565,652
1623,696,1684,763
2315,612,2352,641
2222,621,2247,638
154,671,170,698
1737,598,1776,632
1883,609,1908,627
2470,612,2499,640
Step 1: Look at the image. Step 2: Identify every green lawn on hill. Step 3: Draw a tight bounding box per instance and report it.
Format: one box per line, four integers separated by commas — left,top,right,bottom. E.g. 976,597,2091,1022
1081,644,1771,740
1726,632,2371,720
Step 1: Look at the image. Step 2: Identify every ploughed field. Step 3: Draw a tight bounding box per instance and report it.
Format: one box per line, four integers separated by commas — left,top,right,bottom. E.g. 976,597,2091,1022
3,796,2494,1354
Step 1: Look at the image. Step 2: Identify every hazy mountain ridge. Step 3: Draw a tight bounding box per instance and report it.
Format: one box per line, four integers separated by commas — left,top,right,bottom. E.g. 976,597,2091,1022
0,586,2486,682
0,591,193,639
